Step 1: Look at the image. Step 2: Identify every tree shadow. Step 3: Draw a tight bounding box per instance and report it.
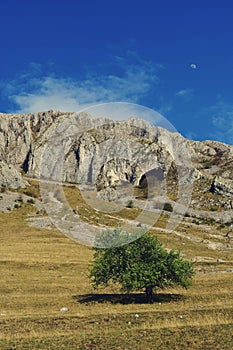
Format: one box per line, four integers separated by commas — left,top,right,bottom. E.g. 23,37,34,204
73,292,184,305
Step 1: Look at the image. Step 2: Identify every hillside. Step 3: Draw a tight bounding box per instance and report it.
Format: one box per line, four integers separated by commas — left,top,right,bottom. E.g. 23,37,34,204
0,110,233,221
0,110,233,349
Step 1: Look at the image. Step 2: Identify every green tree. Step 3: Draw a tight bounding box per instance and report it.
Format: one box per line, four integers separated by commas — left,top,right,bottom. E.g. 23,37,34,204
89,229,195,303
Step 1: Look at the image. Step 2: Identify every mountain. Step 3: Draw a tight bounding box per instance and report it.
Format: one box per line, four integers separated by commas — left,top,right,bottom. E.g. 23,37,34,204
0,110,233,221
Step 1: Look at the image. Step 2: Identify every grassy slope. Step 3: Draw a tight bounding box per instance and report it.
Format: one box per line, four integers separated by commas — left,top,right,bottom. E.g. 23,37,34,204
0,191,233,349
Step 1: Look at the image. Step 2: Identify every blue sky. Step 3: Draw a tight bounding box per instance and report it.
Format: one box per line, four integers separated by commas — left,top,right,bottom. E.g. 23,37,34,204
0,0,233,144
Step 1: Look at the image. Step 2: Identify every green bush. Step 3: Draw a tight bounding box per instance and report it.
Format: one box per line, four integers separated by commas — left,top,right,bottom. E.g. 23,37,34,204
27,198,36,205
126,200,134,208
210,207,217,211
24,190,38,198
17,195,23,202
192,219,200,225
163,202,173,212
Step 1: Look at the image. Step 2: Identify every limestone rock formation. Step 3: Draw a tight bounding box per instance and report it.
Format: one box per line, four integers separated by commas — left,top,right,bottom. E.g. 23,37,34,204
0,160,27,189
0,110,71,169
0,110,232,212
210,176,233,197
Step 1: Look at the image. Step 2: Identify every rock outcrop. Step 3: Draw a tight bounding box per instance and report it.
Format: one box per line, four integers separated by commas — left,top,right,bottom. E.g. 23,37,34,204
0,110,71,169
0,110,232,210
0,160,27,189
210,176,233,197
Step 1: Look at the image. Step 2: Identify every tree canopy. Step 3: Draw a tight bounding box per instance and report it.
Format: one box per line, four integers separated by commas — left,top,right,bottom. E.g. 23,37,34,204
89,228,195,303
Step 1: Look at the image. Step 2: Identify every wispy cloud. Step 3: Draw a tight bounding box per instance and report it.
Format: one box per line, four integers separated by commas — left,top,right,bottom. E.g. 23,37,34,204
4,55,160,114
175,88,193,101
184,131,198,141
206,99,233,144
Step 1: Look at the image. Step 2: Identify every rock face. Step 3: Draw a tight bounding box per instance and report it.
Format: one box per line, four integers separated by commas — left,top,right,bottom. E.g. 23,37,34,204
0,110,71,169
0,160,27,189
26,114,194,187
0,110,233,211
210,176,233,197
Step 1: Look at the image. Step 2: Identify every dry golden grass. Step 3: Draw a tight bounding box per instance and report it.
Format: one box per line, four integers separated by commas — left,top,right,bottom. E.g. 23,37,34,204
0,187,233,349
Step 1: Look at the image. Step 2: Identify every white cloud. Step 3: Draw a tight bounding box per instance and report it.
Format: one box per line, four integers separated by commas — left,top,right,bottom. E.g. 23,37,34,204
208,99,233,144
6,57,159,114
157,103,173,116
184,131,198,141
175,89,193,101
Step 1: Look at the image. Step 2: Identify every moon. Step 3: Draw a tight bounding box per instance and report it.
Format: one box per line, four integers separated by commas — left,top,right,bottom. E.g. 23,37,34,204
190,63,197,69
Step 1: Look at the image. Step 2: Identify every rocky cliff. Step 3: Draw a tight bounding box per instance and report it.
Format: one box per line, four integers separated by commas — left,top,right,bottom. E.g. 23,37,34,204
0,160,27,189
0,110,232,211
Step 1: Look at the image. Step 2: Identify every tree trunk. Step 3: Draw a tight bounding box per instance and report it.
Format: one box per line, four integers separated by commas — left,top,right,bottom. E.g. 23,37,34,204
145,285,153,303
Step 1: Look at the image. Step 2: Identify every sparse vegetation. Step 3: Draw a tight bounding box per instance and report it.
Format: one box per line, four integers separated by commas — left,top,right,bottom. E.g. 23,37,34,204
126,199,134,208
0,183,232,349
14,203,21,209
0,185,6,193
17,195,23,202
24,189,39,198
16,179,40,199
27,198,36,204
164,202,173,212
